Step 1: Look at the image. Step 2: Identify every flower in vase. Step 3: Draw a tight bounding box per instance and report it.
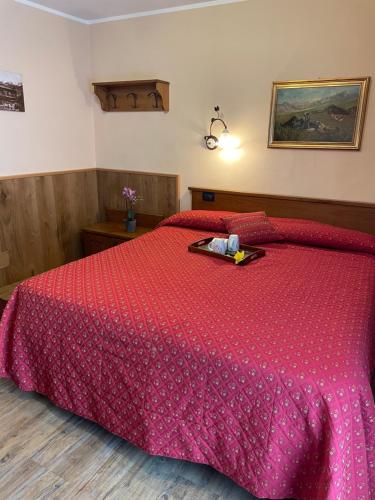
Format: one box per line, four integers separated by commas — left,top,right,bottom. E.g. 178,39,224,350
122,186,142,220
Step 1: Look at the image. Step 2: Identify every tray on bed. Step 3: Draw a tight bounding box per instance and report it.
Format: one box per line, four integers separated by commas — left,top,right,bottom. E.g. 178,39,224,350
188,237,265,265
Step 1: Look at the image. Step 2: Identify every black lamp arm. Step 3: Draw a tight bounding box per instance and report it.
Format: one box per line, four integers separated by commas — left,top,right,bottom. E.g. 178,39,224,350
209,117,228,136
204,105,229,150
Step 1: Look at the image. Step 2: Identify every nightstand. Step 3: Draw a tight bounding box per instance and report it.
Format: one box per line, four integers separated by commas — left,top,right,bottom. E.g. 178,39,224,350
82,209,164,257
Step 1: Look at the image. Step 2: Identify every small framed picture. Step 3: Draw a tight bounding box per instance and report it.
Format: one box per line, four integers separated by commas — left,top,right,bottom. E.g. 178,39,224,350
0,70,25,112
268,77,370,150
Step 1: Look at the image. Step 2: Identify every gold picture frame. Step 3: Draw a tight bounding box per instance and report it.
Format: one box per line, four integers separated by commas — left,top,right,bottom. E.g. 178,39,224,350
268,77,370,150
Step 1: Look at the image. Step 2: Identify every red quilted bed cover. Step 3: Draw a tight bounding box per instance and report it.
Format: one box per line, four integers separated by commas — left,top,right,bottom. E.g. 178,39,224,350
0,222,374,500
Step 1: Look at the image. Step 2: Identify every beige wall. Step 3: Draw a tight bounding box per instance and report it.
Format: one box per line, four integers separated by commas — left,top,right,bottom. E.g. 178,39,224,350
0,0,94,175
91,0,375,209
1,0,374,209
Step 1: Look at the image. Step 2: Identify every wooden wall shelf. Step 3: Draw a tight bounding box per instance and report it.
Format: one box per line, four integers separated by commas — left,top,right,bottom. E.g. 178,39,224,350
93,79,169,112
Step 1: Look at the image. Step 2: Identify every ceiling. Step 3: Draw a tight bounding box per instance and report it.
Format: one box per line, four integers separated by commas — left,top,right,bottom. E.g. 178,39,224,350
15,0,246,24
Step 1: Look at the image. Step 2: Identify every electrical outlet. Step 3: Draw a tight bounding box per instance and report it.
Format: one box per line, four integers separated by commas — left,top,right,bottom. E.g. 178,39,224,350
0,251,10,269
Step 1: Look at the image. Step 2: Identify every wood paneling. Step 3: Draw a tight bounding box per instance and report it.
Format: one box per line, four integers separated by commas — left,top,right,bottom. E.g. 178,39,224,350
189,187,375,236
0,169,179,287
97,169,179,220
0,170,99,287
0,168,97,180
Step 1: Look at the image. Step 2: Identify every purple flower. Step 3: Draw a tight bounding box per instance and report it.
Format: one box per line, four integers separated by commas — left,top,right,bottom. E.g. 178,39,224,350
122,186,141,207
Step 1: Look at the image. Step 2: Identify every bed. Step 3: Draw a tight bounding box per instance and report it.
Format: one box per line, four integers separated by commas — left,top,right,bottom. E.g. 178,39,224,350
1,189,375,500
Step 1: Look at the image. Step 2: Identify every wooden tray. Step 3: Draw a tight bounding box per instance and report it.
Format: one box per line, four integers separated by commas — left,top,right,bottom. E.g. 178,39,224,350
188,237,265,266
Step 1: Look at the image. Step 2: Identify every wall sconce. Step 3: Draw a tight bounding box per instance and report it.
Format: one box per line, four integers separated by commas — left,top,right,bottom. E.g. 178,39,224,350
204,105,239,151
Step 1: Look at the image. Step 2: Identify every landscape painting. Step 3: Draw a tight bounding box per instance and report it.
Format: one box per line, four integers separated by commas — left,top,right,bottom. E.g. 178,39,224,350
268,77,370,150
0,70,25,112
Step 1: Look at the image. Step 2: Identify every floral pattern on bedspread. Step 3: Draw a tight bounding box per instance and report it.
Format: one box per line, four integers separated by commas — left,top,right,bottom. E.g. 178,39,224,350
0,225,374,500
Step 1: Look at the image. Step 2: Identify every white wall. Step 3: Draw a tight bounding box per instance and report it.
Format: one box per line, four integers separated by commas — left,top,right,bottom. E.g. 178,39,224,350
90,0,375,209
1,0,374,209
0,0,94,175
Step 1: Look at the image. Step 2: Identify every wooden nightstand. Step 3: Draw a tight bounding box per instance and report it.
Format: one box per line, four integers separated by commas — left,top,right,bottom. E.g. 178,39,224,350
82,209,164,257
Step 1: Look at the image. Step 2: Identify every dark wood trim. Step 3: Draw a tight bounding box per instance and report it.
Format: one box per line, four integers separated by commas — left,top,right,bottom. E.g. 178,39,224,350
189,187,374,208
189,187,375,236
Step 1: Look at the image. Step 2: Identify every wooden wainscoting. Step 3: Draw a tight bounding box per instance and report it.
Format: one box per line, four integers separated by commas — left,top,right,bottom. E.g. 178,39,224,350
97,169,179,219
0,168,179,288
0,169,99,287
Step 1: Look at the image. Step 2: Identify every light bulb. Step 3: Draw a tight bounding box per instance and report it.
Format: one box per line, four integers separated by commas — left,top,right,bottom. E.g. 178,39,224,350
218,129,240,150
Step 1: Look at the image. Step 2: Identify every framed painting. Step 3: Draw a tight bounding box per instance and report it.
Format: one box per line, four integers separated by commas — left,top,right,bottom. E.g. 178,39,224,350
268,77,370,150
0,70,25,112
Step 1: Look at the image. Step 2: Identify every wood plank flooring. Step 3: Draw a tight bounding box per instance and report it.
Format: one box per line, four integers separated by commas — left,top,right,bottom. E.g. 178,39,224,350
0,379,255,500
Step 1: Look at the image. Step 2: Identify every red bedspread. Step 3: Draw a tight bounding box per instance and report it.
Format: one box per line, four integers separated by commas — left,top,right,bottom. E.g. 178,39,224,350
1,220,374,500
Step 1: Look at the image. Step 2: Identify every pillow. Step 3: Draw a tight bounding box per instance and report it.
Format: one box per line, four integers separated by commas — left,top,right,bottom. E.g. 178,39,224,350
222,212,284,245
157,210,236,232
269,217,375,255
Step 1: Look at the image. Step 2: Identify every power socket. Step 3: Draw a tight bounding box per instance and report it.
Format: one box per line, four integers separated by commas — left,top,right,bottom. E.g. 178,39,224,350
0,251,10,269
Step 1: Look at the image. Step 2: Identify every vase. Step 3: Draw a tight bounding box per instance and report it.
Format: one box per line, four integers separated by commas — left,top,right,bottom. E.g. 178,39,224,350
127,219,136,233
124,208,136,233
127,209,135,220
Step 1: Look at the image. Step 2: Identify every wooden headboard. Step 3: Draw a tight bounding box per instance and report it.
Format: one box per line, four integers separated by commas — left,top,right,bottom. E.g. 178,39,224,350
189,187,375,236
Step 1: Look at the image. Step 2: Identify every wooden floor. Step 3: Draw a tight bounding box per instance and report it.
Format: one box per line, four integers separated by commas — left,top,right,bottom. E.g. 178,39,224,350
0,378,255,500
